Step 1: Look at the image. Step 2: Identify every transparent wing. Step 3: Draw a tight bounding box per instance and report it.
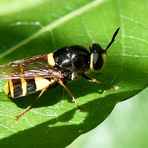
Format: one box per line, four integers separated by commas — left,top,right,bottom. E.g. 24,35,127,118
0,54,63,79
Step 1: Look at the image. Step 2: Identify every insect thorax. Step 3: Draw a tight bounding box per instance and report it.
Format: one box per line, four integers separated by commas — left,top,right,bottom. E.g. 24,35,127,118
53,45,90,74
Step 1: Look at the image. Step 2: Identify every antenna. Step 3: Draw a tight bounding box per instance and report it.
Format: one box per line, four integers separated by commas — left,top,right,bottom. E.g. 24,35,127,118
105,28,120,52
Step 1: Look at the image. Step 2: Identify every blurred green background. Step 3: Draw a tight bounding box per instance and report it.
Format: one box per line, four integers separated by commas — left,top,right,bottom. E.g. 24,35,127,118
68,88,148,148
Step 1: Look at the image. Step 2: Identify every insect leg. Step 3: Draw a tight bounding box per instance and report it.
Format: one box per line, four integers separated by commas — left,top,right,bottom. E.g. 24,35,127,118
15,88,47,121
82,74,110,88
58,80,82,110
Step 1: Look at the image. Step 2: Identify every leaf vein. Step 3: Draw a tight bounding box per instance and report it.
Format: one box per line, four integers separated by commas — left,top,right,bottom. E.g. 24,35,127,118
0,0,106,59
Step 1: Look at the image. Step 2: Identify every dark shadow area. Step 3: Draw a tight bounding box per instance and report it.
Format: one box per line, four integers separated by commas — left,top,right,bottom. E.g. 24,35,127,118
0,89,142,148
0,25,56,64
0,25,40,53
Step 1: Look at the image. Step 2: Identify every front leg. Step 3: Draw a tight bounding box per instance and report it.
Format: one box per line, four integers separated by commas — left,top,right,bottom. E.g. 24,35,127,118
82,74,112,89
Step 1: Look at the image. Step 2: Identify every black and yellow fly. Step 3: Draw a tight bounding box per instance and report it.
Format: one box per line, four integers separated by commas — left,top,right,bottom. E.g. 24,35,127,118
0,28,119,120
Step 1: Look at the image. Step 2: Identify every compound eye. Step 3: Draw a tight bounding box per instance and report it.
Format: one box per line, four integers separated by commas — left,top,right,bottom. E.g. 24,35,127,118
90,52,104,70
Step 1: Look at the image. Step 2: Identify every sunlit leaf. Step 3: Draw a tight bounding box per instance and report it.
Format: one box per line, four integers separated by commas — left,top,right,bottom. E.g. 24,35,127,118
0,0,147,147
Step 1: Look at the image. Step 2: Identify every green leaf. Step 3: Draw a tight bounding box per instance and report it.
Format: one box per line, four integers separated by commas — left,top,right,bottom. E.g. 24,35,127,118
0,0,147,147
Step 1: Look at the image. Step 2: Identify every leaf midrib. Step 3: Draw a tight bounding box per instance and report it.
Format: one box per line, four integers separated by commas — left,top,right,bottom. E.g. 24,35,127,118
0,0,106,59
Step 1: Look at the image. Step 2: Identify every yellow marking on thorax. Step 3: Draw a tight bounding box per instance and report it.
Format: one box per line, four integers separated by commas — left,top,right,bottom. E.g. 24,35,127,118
4,82,9,95
102,53,107,63
9,80,14,97
35,77,57,91
90,53,94,71
21,78,27,96
47,53,56,66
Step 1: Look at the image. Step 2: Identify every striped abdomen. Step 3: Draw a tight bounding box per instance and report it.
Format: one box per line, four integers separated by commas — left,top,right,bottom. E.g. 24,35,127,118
4,77,57,98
